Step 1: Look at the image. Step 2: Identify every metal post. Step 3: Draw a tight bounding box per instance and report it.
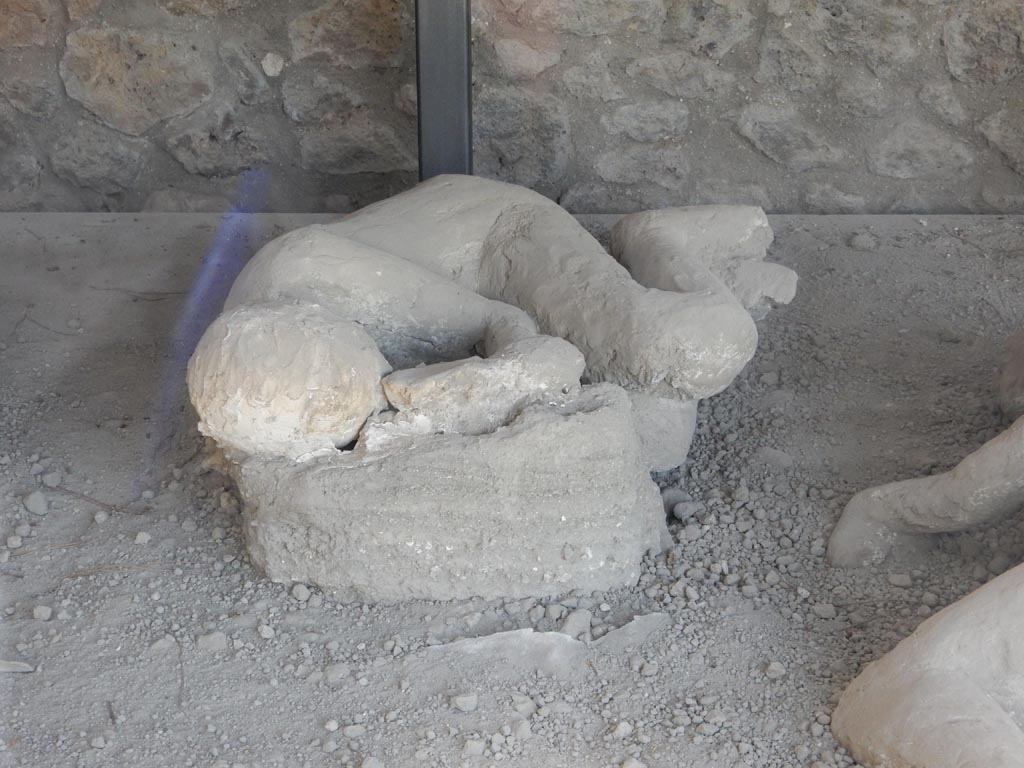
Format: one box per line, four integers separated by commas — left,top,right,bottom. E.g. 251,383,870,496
415,0,473,180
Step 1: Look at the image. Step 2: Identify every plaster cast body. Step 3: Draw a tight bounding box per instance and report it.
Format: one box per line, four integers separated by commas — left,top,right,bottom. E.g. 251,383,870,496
832,564,1024,768
188,175,796,598
828,331,1024,766
828,334,1024,567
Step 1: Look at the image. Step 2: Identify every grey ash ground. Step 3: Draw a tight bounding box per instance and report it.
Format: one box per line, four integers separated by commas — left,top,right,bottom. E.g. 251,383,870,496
1,213,1022,767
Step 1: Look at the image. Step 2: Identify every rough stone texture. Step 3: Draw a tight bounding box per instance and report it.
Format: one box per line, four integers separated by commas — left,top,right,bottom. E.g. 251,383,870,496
218,41,272,106
0,54,61,118
0,1,1019,213
288,0,408,68
282,62,365,124
999,329,1024,421
737,104,845,172
600,101,690,143
943,1,1024,85
506,0,666,37
164,107,268,177
867,121,975,180
66,0,103,20
474,85,570,198
234,384,666,601
981,107,1024,177
832,564,1024,768
299,108,415,175
60,27,215,136
50,120,147,194
158,0,242,15
0,0,52,49
492,38,561,80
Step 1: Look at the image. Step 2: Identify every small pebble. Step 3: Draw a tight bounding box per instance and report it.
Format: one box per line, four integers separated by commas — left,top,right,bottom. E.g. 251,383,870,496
765,661,787,679
257,624,275,639
22,490,49,515
292,583,311,602
324,719,339,732
451,692,478,713
33,605,52,621
811,603,837,619
197,631,227,652
261,52,285,77
134,532,151,545
887,573,912,588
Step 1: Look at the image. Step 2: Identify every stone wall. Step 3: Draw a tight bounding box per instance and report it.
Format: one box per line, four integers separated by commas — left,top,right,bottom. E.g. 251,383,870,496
1,0,1022,214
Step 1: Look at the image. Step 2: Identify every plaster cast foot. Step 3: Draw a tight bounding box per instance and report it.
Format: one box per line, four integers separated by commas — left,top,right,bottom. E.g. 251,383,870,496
828,415,1024,567
825,489,908,567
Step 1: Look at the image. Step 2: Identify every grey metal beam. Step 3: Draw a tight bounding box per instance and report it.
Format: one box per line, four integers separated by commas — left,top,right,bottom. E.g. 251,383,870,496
415,0,473,180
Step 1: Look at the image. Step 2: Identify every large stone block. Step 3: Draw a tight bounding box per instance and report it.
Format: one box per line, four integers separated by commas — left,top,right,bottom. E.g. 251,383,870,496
0,0,51,49
595,144,690,189
60,26,215,136
474,85,570,198
506,0,665,37
492,38,561,80
981,107,1024,177
755,13,830,94
600,101,690,143
943,1,1024,84
560,52,627,101
626,52,736,99
164,107,268,177
218,41,271,106
157,0,241,15
233,385,666,601
49,119,147,194
282,62,365,125
867,121,975,180
737,104,844,171
289,0,409,68
298,108,415,175
665,0,755,61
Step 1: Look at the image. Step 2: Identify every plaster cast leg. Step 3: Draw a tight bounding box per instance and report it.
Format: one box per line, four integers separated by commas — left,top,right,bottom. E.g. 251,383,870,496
477,202,759,401
828,415,1024,567
610,206,798,313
